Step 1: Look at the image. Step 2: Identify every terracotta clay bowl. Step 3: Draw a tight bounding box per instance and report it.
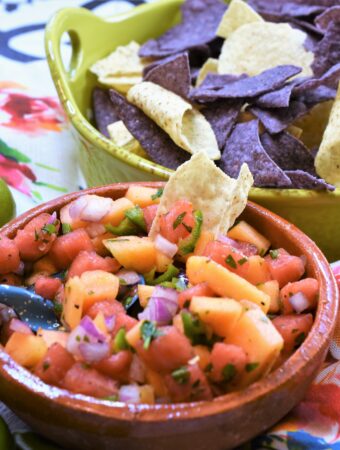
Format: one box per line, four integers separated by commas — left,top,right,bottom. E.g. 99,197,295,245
0,182,338,450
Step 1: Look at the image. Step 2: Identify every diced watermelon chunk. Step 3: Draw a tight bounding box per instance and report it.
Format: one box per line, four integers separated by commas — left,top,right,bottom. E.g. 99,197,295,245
272,314,313,356
265,249,305,288
177,282,215,309
135,326,193,374
0,235,20,274
14,213,59,261
62,363,118,398
280,278,319,314
112,313,138,336
35,343,75,386
164,363,212,402
35,276,62,300
159,200,195,244
143,204,158,233
94,350,133,383
209,342,248,383
49,228,94,269
67,251,120,279
87,300,125,320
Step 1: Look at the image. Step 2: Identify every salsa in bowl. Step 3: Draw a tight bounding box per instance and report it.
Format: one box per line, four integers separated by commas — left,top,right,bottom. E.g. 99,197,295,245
0,155,338,450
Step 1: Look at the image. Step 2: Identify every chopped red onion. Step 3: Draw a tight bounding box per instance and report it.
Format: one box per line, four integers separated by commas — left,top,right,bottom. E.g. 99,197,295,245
217,234,258,256
47,211,57,224
85,223,106,238
138,286,178,325
9,318,33,335
154,234,178,258
66,315,108,359
289,292,310,313
116,269,140,286
119,385,141,404
129,355,146,384
69,195,113,223
79,341,110,364
105,315,116,333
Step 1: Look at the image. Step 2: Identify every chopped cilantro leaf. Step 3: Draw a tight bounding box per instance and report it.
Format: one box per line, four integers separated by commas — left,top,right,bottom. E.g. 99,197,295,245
171,366,190,385
42,223,57,235
225,254,237,269
222,363,236,382
151,188,163,201
141,320,162,349
245,362,259,372
205,363,213,373
294,332,306,348
42,361,50,371
269,249,279,260
238,257,248,265
173,212,187,229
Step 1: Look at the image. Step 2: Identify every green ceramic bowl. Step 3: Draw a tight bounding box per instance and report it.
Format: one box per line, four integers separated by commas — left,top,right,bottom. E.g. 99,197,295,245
44,0,340,261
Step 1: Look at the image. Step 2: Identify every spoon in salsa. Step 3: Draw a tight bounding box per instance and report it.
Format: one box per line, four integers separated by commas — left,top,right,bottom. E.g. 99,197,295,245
0,284,61,332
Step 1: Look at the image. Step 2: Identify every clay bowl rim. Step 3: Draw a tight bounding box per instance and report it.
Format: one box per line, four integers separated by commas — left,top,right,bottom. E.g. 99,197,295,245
0,181,338,424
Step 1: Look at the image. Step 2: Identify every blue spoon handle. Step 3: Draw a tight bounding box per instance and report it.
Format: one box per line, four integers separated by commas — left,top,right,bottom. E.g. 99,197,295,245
0,285,61,332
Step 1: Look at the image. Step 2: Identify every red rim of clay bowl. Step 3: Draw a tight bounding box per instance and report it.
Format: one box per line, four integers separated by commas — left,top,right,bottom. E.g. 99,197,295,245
0,182,338,427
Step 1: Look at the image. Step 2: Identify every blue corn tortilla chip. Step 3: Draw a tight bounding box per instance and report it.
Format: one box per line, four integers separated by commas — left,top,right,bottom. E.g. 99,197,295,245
219,120,292,188
92,88,119,138
199,73,248,90
312,23,340,76
144,53,191,99
295,85,337,104
285,170,335,191
248,101,309,134
139,0,226,58
260,131,316,175
281,3,327,18
294,62,340,93
202,100,243,150
190,65,302,102
315,6,340,31
109,89,190,170
254,80,304,109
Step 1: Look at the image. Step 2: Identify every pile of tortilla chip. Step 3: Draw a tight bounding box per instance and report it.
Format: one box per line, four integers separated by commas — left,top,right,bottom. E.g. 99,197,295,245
90,0,340,190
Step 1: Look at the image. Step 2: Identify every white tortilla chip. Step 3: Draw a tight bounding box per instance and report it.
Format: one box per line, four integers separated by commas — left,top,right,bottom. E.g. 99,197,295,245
315,84,340,187
196,58,218,87
216,0,263,39
149,153,253,239
90,41,145,78
127,82,220,160
218,22,314,77
98,75,142,94
107,121,148,158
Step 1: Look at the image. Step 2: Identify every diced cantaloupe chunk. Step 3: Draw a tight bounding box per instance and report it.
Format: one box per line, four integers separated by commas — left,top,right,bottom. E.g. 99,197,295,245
138,285,155,308
5,332,47,368
186,256,270,313
63,276,85,330
155,251,172,273
145,368,169,397
80,270,120,313
194,230,215,256
226,307,283,387
190,296,243,338
242,255,272,285
257,280,280,314
104,236,157,273
125,186,161,208
36,329,69,348
139,384,155,404
227,221,271,255
193,345,211,371
126,321,143,348
93,311,108,334
102,197,135,226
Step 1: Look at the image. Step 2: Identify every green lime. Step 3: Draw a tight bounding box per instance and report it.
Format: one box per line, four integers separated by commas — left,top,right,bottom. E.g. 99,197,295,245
0,179,15,227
